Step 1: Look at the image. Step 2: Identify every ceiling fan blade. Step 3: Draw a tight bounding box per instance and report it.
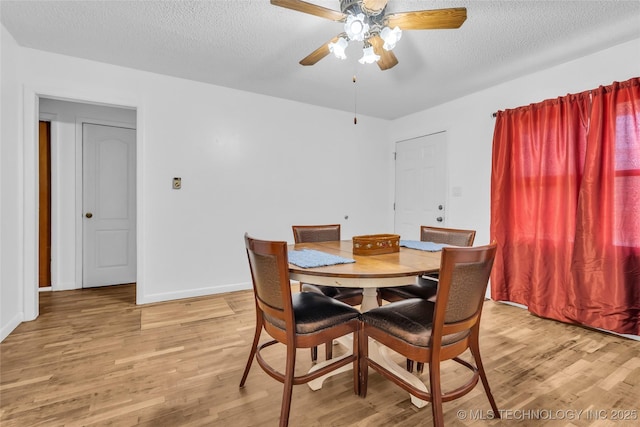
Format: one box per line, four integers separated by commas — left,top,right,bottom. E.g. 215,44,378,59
386,7,467,30
368,35,398,71
271,0,346,21
300,36,340,66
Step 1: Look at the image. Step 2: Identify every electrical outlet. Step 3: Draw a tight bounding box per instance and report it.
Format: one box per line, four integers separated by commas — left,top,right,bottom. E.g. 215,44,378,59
173,177,182,189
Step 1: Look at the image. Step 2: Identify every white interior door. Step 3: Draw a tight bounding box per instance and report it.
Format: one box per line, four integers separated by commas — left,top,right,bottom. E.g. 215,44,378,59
394,132,447,240
82,123,136,288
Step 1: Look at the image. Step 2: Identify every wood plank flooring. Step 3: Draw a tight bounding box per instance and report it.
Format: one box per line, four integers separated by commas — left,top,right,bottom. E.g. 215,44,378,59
1,284,638,426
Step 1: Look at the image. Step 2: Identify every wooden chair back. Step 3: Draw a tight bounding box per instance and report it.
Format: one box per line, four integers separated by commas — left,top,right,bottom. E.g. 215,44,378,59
244,234,294,338
432,243,497,356
420,226,476,247
292,224,340,243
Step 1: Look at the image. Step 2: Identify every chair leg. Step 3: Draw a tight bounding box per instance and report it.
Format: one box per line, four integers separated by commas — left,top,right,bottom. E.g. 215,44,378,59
429,361,445,427
352,329,360,396
406,359,425,373
240,322,262,387
279,344,297,427
325,340,333,360
359,326,368,397
470,336,500,417
406,359,414,372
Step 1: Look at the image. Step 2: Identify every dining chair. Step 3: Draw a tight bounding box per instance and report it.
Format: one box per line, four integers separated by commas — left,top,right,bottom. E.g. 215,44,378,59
292,224,364,361
240,233,361,427
358,243,500,427
379,226,476,373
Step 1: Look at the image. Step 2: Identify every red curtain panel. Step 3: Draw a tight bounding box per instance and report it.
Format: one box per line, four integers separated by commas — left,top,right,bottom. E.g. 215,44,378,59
491,77,640,335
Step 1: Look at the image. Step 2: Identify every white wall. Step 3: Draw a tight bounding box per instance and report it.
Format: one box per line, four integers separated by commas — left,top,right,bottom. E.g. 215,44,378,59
1,25,24,340
0,23,392,340
389,38,640,247
136,75,392,300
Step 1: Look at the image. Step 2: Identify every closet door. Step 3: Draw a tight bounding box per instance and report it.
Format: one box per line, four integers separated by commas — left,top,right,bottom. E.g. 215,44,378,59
82,123,136,288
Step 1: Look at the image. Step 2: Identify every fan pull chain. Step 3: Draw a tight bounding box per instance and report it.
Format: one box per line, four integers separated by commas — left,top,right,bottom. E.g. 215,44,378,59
353,75,357,125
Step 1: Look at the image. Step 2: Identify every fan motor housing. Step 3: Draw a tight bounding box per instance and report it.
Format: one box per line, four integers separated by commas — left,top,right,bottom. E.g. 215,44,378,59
341,0,386,17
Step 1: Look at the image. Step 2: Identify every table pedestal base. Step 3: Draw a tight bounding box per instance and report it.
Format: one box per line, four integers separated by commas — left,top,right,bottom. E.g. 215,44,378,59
307,336,429,408
360,288,379,312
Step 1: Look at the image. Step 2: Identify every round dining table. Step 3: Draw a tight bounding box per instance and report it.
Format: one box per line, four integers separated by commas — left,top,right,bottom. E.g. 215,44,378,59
288,239,442,408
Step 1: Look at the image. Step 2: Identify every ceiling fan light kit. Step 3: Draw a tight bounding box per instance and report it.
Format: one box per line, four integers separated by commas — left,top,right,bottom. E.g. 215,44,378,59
271,0,467,70
345,13,370,41
328,36,349,59
380,25,402,50
359,45,380,64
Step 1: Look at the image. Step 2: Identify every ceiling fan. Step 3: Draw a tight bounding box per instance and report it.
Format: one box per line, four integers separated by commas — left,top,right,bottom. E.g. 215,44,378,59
271,0,467,70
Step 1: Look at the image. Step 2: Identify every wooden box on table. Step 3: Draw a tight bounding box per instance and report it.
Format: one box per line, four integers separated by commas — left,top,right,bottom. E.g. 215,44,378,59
352,234,400,256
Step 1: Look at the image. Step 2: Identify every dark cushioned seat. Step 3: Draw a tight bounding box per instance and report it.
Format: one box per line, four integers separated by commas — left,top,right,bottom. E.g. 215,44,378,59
300,283,363,301
265,292,360,334
380,276,438,301
361,298,469,347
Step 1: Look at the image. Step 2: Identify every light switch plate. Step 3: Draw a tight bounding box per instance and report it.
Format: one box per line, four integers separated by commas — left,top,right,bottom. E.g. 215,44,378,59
173,177,182,189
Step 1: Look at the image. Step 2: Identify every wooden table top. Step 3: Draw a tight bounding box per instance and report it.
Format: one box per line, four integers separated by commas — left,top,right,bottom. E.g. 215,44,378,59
287,240,441,280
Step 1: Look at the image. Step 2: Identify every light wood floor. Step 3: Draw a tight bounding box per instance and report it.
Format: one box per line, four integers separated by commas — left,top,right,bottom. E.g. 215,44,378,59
1,284,638,426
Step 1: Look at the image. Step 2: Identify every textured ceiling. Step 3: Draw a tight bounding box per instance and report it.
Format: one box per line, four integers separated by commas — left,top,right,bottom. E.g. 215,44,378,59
1,0,639,119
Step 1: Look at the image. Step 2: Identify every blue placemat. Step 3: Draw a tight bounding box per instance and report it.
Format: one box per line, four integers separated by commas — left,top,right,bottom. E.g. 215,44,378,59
287,249,355,268
400,240,447,252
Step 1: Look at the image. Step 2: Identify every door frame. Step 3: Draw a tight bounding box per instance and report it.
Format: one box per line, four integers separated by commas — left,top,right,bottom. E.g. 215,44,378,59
22,88,143,321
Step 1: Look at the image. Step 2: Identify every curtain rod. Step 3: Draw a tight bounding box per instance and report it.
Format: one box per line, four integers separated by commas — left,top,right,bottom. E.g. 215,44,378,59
492,112,497,118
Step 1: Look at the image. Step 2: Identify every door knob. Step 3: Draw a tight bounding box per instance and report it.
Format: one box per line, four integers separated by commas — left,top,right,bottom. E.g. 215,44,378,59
85,212,93,218
436,216,443,222
438,205,444,210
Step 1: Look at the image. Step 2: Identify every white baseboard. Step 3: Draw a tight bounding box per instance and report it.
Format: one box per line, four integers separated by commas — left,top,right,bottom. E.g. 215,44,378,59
137,282,252,305
498,300,528,310
1,312,24,342
594,327,640,341
53,282,79,291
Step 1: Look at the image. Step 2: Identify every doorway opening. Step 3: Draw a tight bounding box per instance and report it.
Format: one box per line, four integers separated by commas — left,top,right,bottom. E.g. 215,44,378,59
37,98,137,296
